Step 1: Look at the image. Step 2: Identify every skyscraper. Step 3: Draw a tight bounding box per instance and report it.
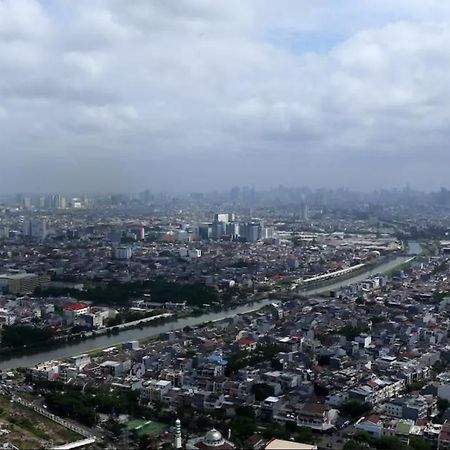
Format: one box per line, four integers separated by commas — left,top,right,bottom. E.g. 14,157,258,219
23,219,47,239
300,203,309,220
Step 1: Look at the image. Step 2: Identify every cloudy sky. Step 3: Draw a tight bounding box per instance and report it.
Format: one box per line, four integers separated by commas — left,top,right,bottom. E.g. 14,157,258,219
1,0,450,193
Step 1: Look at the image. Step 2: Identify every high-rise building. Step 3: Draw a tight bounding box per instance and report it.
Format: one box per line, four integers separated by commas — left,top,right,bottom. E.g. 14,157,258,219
0,273,44,294
23,220,47,240
114,246,133,260
211,213,236,240
241,222,261,242
300,203,309,220
47,194,66,209
261,225,274,240
174,419,182,449
22,197,32,209
136,226,145,241
0,227,9,239
226,222,240,238
211,221,226,240
214,213,230,223
197,224,212,240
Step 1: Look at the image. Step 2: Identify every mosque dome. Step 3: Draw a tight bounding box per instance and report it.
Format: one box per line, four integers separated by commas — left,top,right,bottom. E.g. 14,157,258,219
203,429,225,446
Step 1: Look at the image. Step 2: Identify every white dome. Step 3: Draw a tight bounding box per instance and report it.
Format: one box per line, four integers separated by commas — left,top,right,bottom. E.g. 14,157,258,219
204,429,224,446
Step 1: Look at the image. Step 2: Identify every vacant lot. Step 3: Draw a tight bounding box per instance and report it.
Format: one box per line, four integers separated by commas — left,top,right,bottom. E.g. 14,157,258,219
0,395,80,449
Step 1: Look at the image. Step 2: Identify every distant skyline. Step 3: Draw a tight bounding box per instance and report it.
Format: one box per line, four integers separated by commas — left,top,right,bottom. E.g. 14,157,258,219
4,184,450,198
1,1,450,192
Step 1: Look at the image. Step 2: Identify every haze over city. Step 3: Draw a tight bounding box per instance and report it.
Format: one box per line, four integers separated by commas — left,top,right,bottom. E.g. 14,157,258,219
1,0,450,192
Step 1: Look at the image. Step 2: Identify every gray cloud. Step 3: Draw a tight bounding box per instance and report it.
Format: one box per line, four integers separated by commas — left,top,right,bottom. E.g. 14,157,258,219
1,0,450,193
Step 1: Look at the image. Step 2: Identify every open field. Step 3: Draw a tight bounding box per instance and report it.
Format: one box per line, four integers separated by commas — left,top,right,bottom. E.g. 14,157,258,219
127,419,168,437
0,394,80,449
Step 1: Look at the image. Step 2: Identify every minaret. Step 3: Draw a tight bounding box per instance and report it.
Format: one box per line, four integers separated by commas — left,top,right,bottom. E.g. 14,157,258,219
175,418,182,449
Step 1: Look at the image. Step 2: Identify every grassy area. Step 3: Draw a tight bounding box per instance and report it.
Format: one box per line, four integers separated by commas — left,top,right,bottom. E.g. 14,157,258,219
383,257,417,278
127,419,168,437
138,336,158,346
419,240,438,256
86,346,117,357
0,395,79,449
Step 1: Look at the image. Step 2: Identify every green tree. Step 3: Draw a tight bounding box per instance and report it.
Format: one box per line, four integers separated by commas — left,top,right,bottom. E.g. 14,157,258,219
374,436,407,450
337,325,368,341
1,325,53,348
340,401,372,419
231,416,256,441
344,441,369,450
235,405,255,419
437,398,450,412
409,437,432,450
251,383,275,401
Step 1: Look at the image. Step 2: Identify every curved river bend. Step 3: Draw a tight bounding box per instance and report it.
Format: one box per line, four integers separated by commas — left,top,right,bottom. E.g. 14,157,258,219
0,241,421,369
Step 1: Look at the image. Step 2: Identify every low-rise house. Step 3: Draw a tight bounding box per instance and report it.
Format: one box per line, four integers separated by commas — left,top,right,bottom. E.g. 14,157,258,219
438,422,450,450
295,403,338,431
354,414,383,438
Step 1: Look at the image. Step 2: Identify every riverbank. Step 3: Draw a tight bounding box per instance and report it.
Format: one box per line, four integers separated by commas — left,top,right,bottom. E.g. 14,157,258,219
0,242,422,370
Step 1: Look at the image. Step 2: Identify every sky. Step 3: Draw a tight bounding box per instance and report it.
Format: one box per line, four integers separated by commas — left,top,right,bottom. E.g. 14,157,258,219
1,0,450,193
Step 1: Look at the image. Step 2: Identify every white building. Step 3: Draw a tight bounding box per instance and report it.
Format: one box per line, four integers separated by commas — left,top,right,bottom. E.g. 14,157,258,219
179,248,202,259
354,415,384,438
114,246,133,260
0,308,16,326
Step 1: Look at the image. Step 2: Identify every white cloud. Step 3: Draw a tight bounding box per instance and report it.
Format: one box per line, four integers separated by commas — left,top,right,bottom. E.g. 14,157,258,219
0,0,450,191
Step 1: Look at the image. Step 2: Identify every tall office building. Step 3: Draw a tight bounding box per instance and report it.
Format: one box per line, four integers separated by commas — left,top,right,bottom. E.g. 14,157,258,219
211,213,236,240
260,226,274,240
0,227,9,239
197,224,212,240
241,222,261,242
299,203,309,220
214,213,230,223
22,197,32,209
53,194,66,209
23,220,47,239
211,221,226,240
114,246,133,260
136,226,145,241
226,222,240,239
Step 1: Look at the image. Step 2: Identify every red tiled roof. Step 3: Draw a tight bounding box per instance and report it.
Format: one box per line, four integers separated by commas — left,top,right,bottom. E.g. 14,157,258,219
441,423,450,441
238,337,257,346
365,414,381,424
64,303,88,311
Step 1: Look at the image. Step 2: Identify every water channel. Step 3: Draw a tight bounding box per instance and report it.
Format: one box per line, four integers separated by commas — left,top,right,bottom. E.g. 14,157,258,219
0,241,422,369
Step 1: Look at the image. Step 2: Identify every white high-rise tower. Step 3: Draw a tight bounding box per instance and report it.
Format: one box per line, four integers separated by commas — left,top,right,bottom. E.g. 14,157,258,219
175,418,182,449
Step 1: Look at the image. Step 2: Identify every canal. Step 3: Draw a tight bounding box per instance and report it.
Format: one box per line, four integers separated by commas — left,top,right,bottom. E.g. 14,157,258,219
0,241,422,369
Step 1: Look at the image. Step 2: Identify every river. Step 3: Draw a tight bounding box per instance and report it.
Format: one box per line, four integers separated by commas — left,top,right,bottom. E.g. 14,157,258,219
0,241,422,370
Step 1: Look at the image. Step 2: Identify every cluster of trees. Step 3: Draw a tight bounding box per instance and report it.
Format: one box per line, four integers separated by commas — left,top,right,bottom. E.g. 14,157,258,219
44,386,147,427
46,391,97,426
225,344,285,375
37,278,218,308
1,325,53,349
337,324,369,341
340,400,372,419
431,261,448,275
251,383,275,401
143,279,218,307
344,432,431,450
227,405,316,446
